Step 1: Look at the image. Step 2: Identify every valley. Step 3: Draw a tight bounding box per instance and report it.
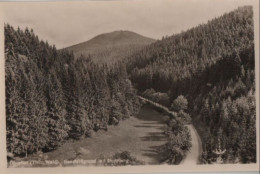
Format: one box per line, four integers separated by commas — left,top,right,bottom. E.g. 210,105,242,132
5,5,256,167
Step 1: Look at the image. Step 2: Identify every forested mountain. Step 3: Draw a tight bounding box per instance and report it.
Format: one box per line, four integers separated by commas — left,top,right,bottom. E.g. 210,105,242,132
127,6,256,163
66,31,155,64
5,25,141,157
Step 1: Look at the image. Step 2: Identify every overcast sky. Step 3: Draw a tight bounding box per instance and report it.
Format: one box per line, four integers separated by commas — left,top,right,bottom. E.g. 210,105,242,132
2,0,256,49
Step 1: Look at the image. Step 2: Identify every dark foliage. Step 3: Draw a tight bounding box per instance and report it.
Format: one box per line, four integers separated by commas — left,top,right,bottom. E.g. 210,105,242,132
161,116,192,164
142,88,170,107
127,6,256,163
5,24,141,157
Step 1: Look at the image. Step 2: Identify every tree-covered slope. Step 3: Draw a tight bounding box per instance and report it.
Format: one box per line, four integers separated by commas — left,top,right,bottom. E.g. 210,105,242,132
128,6,253,93
5,25,141,157
127,6,256,163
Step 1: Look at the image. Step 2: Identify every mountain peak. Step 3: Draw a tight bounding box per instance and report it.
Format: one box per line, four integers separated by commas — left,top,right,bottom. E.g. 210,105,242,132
87,30,154,45
66,31,155,63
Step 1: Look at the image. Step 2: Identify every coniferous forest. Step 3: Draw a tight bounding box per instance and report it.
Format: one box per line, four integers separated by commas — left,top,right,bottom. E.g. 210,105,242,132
127,6,256,163
5,5,256,166
5,24,141,157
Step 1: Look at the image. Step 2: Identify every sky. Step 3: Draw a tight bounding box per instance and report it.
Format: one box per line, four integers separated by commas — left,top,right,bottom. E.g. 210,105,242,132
2,0,257,49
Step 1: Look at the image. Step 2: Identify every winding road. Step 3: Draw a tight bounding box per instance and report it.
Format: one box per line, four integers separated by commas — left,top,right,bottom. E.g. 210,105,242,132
138,96,202,165
180,125,202,165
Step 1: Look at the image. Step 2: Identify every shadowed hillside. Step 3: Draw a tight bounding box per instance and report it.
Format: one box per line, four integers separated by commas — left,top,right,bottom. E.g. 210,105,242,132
127,6,256,164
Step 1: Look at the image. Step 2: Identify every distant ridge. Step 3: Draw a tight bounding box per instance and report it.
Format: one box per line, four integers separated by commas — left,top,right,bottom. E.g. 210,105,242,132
65,30,156,63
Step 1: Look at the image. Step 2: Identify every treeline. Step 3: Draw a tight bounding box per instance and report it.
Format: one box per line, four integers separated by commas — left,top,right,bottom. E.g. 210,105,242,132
126,6,256,163
5,24,141,157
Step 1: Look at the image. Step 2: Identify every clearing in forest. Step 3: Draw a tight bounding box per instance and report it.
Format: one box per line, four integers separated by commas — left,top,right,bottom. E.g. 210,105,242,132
45,105,168,165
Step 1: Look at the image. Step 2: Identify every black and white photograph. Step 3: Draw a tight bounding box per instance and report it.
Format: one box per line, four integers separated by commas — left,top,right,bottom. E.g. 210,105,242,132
0,0,259,173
